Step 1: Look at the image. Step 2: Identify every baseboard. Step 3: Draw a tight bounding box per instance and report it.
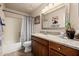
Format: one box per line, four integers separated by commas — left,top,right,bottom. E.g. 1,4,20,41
2,42,21,55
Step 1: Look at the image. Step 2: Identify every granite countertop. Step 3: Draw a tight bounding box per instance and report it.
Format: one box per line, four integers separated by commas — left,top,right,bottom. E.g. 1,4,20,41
32,33,79,50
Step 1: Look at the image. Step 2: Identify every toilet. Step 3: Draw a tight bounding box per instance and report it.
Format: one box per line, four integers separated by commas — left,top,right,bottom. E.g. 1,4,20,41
23,41,31,52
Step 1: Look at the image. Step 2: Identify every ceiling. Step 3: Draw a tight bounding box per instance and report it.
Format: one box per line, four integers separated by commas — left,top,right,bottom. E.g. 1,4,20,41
5,3,43,14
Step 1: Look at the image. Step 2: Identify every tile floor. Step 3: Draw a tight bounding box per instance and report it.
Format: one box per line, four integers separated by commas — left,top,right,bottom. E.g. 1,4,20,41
4,49,33,56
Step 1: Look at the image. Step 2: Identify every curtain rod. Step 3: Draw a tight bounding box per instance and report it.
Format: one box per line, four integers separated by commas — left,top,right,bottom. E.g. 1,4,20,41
3,9,27,16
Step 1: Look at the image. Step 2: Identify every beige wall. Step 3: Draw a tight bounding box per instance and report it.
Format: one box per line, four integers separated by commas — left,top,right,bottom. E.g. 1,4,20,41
31,4,48,33
70,3,79,30
32,3,79,33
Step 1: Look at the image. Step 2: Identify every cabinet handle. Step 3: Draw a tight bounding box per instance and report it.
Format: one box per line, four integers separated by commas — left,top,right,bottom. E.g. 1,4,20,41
58,48,61,50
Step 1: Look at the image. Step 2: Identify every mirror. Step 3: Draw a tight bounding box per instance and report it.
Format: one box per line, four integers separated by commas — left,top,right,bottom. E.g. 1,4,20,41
41,3,70,30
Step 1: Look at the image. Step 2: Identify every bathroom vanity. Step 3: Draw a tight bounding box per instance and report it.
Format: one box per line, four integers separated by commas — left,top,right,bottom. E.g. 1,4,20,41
31,33,79,56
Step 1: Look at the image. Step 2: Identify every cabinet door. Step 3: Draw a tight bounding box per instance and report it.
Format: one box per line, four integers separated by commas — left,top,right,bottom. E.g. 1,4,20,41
32,40,49,56
32,40,39,56
49,49,63,56
38,43,49,56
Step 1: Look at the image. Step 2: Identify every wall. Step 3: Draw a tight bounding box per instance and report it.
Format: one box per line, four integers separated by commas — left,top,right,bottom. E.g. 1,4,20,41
32,3,79,33
31,4,48,33
70,3,79,30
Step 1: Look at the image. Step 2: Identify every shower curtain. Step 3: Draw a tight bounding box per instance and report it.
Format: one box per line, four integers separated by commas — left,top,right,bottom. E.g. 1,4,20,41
20,16,32,47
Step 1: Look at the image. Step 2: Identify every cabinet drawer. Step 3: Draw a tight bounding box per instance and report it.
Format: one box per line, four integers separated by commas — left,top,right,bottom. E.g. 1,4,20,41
49,41,79,56
60,45,79,56
49,41,61,51
49,49,63,56
32,36,49,46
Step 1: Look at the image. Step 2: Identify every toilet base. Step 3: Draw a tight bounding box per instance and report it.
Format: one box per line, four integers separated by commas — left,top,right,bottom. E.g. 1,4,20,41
23,41,31,52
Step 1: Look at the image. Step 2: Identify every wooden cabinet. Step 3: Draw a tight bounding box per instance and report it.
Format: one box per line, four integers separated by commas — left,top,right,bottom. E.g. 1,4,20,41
32,35,79,56
49,41,79,56
32,36,49,56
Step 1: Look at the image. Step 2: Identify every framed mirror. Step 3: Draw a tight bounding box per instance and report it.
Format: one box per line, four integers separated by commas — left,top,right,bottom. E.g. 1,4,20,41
41,3,70,30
